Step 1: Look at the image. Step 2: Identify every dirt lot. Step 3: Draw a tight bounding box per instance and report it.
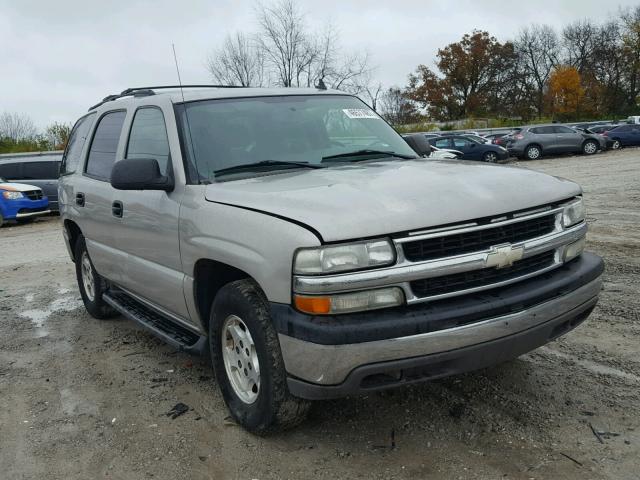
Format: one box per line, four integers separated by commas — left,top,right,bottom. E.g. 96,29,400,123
1,148,639,480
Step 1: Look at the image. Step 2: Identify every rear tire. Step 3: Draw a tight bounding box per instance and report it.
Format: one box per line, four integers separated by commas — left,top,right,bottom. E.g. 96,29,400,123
611,139,621,150
210,279,310,434
74,235,118,319
582,140,598,155
525,145,542,160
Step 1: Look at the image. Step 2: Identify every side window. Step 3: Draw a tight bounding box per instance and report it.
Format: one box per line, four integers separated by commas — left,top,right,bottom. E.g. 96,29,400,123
554,126,574,134
453,138,468,148
0,162,22,180
61,113,96,174
434,139,450,148
126,108,170,175
85,111,126,180
22,161,59,180
529,127,541,134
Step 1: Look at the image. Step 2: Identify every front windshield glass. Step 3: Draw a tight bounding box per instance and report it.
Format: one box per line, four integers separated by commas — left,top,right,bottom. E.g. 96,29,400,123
177,94,416,181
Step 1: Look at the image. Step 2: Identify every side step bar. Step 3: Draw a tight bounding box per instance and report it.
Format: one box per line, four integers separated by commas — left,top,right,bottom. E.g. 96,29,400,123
103,290,207,355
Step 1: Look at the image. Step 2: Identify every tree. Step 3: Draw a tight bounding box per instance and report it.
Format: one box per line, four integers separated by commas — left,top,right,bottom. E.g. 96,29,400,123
46,122,72,150
563,20,598,74
378,87,419,125
407,31,515,120
0,111,37,142
515,25,560,117
547,66,584,118
206,32,265,86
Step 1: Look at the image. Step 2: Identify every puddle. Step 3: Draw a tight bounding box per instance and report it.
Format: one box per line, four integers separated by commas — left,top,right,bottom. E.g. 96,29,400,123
19,296,83,337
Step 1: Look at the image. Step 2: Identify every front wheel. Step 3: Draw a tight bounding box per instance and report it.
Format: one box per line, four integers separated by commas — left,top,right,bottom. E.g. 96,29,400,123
74,235,118,319
611,139,621,150
582,140,598,155
482,151,498,163
210,279,310,434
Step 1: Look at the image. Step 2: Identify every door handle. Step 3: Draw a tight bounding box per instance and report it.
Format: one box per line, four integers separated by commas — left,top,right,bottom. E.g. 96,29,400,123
75,192,85,207
112,200,123,218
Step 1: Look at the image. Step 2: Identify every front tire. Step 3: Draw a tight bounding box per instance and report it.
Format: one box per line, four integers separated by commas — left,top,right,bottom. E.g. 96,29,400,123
74,235,118,319
210,279,310,434
611,139,621,150
582,140,598,155
525,145,542,160
482,151,498,163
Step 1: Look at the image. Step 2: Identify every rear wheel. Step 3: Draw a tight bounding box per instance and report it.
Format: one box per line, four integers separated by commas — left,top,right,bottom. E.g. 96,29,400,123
582,140,598,155
210,279,310,434
74,235,118,319
611,139,621,150
525,145,542,160
482,151,498,163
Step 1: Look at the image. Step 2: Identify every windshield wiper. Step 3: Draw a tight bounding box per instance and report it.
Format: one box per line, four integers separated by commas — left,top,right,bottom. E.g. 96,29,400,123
322,149,416,162
214,160,323,176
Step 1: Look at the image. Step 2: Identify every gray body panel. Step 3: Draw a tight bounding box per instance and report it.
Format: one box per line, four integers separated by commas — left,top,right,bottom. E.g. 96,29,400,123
204,160,581,242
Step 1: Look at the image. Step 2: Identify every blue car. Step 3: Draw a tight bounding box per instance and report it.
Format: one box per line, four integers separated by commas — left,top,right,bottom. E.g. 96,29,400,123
428,135,510,162
0,176,50,226
603,124,640,150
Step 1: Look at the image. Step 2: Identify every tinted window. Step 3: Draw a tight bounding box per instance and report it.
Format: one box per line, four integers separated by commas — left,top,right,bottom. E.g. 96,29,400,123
126,108,170,175
86,111,126,180
554,126,575,134
62,113,96,174
22,161,60,180
0,162,22,180
530,126,554,134
434,139,450,148
453,138,469,148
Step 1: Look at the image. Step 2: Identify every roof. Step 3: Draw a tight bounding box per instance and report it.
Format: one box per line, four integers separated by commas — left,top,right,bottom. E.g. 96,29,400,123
89,86,349,111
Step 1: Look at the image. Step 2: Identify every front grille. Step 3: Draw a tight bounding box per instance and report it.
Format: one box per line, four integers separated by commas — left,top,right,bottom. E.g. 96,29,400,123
403,214,556,262
22,190,43,200
410,250,556,298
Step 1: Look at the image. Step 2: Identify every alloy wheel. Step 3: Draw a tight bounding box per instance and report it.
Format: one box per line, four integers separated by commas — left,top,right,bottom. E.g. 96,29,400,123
81,251,95,302
221,315,260,404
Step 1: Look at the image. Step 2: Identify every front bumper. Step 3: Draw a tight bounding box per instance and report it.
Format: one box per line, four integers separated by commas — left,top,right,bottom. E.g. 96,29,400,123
275,252,603,399
0,196,50,220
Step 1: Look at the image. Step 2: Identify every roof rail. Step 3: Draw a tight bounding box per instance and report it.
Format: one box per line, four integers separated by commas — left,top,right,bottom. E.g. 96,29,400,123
88,85,245,111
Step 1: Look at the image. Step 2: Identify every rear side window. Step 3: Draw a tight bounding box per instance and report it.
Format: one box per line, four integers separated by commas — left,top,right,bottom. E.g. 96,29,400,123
0,162,22,180
126,108,170,175
85,111,126,180
530,126,554,134
22,161,60,180
554,126,575,134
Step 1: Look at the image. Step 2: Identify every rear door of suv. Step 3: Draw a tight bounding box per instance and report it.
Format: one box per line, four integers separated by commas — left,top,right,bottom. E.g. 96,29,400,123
529,126,560,154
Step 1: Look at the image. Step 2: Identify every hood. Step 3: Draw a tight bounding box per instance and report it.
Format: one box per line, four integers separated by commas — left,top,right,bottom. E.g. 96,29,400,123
204,160,581,242
0,182,41,192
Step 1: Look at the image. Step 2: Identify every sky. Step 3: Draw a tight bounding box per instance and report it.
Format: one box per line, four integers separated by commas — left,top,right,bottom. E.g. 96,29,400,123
0,0,636,129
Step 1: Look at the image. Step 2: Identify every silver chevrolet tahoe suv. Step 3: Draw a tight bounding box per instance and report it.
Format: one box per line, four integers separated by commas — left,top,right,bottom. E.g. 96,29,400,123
59,85,604,433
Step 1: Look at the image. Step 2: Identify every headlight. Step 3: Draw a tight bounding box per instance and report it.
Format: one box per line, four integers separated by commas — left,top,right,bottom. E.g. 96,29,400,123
564,236,585,262
294,239,395,275
562,198,585,228
294,287,404,315
2,190,23,200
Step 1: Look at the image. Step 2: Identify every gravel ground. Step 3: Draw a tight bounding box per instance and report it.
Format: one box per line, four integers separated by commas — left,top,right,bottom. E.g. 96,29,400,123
0,148,639,480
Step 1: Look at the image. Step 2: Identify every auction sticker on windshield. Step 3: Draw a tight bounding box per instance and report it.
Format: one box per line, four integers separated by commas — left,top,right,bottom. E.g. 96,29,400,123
342,108,378,119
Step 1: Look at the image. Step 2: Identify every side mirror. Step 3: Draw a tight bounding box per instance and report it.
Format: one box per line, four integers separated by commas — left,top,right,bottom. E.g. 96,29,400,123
110,158,174,192
403,134,432,157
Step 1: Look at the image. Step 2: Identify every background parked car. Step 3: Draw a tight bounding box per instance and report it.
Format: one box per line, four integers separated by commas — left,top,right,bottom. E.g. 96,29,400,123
428,145,464,159
483,132,511,146
429,135,509,162
0,152,62,211
506,125,602,160
603,124,640,149
0,176,50,226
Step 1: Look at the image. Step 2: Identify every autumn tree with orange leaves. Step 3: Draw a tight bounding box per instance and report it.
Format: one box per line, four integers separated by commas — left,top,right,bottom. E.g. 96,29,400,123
547,66,585,119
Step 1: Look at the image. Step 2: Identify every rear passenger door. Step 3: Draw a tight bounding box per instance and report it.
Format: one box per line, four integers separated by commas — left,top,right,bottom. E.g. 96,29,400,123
77,110,128,283
110,106,189,320
530,126,559,153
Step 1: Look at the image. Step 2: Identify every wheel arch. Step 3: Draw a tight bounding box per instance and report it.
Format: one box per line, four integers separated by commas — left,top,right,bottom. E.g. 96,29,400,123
193,259,256,331
64,219,83,262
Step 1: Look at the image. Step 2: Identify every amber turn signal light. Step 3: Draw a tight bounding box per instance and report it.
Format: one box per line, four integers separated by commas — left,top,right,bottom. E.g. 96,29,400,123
293,295,331,314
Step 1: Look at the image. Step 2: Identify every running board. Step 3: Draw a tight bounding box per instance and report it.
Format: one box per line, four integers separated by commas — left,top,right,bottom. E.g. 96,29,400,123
103,290,207,355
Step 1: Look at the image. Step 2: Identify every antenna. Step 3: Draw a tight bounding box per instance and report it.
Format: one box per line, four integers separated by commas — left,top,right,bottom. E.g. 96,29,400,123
172,43,201,183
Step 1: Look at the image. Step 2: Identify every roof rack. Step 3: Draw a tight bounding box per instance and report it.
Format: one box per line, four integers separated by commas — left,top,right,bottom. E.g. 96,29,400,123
88,85,244,111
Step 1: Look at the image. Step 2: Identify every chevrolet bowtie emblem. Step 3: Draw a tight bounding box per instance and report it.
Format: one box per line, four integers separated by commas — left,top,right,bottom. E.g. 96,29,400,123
485,243,524,269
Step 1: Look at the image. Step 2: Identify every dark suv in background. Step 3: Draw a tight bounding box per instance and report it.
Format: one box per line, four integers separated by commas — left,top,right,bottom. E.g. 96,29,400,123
0,152,63,211
506,125,604,160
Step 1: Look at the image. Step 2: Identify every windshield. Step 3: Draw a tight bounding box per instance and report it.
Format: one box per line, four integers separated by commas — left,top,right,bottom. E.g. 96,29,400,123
176,94,416,181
